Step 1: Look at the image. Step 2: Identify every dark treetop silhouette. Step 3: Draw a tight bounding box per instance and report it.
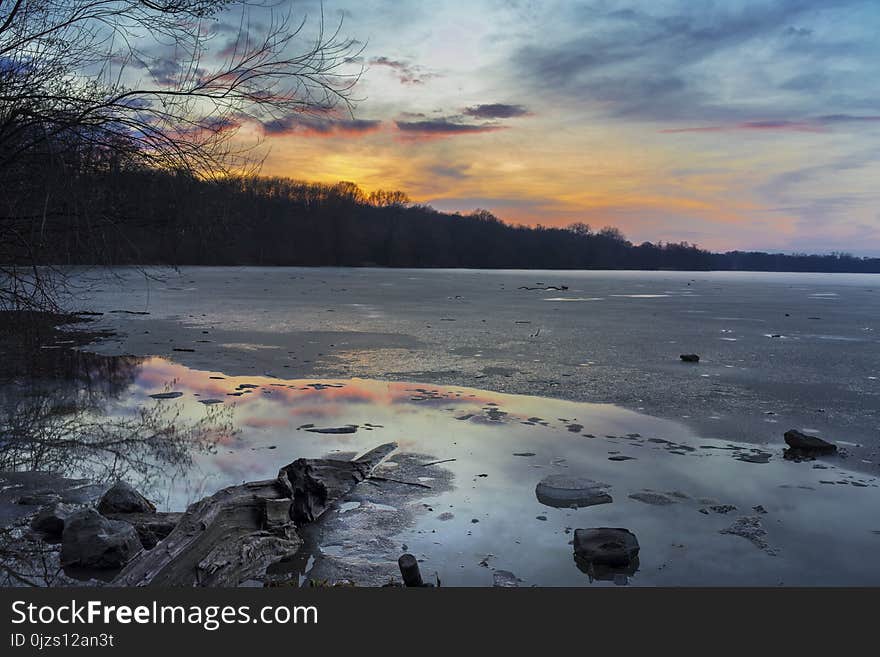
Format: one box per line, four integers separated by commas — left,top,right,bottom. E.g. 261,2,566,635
5,169,879,278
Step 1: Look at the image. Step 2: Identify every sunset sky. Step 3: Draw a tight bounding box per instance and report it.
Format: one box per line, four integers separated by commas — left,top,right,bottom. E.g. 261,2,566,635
226,1,880,254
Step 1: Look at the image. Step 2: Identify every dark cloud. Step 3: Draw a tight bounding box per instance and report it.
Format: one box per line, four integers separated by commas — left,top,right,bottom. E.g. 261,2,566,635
662,115,880,133
217,36,248,59
262,115,383,137
120,54,208,87
512,1,871,123
463,103,530,119
206,20,252,36
784,26,814,37
395,118,506,139
369,56,439,85
762,148,880,194
427,164,471,179
662,120,822,133
818,114,880,124
149,57,187,86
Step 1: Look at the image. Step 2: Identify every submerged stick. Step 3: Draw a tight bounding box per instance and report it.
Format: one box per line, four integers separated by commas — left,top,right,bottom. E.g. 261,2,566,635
421,458,456,467
367,476,432,489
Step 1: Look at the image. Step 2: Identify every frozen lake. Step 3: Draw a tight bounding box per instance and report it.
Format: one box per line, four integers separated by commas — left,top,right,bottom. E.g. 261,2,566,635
72,267,880,468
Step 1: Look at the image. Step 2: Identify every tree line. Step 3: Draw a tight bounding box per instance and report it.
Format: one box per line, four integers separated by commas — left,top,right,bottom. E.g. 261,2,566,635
8,165,880,273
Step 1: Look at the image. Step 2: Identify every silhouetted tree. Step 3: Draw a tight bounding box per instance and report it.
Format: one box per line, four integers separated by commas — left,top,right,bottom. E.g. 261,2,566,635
1,0,362,309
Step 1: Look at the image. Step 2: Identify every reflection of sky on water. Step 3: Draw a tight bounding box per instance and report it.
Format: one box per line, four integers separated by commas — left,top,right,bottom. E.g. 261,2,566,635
100,357,880,586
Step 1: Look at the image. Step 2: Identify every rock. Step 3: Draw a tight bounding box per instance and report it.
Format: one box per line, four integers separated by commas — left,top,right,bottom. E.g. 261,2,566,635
398,553,424,587
97,481,156,515
30,502,78,541
573,528,640,567
518,285,568,291
783,430,837,458
61,508,143,570
700,504,737,515
719,515,777,555
680,354,700,363
493,570,520,587
736,452,772,464
574,558,639,583
149,392,183,399
305,425,358,435
629,491,675,506
535,475,612,509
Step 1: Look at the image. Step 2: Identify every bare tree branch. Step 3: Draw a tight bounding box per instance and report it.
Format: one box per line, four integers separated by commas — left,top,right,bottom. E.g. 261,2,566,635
0,0,363,309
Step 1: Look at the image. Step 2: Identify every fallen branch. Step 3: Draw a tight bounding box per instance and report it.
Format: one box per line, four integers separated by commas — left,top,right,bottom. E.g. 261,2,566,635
367,476,432,490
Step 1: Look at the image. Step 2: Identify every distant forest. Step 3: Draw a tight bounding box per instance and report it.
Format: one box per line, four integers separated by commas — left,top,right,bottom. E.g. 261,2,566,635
7,165,880,273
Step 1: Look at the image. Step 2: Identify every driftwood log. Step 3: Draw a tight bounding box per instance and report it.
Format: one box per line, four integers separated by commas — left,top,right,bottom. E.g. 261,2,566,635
113,443,397,587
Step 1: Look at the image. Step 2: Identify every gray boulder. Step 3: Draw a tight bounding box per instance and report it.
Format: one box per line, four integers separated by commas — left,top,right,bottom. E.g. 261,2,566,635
97,481,156,515
536,475,612,508
30,502,78,541
573,527,640,567
783,429,837,458
61,508,143,569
